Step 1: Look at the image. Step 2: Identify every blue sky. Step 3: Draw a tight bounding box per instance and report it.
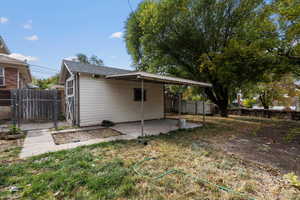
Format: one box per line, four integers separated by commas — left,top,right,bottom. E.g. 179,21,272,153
0,0,142,78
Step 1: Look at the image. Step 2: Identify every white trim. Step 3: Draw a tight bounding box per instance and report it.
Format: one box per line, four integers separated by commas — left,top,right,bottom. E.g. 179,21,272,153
17,69,20,88
0,67,5,86
66,76,75,97
106,71,212,87
59,61,74,84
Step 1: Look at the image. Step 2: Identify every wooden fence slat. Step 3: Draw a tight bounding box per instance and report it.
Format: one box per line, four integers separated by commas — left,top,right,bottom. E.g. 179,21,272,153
10,89,62,123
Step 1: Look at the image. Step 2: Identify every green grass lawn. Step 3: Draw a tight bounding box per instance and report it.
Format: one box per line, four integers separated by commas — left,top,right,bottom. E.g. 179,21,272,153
0,116,300,200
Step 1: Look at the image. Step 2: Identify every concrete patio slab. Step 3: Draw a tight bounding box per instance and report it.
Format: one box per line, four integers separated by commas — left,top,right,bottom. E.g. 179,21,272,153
112,119,202,138
19,119,202,158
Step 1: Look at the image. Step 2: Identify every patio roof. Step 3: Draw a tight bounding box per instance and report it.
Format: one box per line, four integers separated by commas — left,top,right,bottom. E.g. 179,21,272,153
106,71,212,87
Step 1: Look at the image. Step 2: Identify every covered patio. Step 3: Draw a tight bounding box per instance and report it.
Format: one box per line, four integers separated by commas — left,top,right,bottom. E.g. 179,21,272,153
106,71,212,137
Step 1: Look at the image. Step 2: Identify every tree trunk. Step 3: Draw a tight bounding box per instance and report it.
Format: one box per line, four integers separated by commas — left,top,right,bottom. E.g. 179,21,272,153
204,86,229,117
219,103,228,117
263,105,269,110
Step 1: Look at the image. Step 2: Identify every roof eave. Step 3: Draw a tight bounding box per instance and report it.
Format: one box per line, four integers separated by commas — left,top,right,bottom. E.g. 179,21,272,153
106,72,212,87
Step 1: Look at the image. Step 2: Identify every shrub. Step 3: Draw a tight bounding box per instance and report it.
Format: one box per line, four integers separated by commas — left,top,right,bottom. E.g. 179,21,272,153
8,125,22,135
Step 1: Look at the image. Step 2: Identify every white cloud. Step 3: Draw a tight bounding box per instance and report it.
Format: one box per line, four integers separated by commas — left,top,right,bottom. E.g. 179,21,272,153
25,35,39,41
0,17,8,24
9,53,38,62
110,32,123,39
23,20,33,29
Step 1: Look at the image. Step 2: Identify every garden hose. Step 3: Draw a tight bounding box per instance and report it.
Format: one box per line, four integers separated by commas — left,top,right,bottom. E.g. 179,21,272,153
133,157,256,200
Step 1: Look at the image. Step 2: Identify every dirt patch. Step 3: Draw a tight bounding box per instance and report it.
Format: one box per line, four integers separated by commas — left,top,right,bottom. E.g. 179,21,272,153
212,118,300,176
52,128,121,145
0,138,24,163
0,138,24,152
169,115,300,176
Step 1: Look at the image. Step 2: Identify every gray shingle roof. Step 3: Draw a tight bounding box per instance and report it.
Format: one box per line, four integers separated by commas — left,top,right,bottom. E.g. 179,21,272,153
63,60,132,76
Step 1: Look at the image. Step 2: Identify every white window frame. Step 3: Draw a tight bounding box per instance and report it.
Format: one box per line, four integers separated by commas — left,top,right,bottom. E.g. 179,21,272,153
0,67,5,86
66,76,74,97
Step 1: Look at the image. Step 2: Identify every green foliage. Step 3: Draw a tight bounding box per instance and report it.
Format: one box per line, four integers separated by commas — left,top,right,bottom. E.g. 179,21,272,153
242,74,300,109
269,0,300,72
0,149,136,199
125,0,292,116
284,128,300,142
8,125,22,135
284,172,300,188
76,53,104,66
242,99,257,108
32,74,59,89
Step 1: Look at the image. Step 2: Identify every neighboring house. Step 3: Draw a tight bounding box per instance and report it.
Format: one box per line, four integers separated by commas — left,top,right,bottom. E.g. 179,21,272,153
0,36,32,90
0,36,32,120
59,60,211,127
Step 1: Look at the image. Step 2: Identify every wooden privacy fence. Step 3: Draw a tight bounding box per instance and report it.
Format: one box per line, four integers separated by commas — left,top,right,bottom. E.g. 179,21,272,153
11,89,62,127
0,90,11,106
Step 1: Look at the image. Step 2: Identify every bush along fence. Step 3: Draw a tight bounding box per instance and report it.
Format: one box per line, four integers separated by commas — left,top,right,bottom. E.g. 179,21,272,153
228,108,300,120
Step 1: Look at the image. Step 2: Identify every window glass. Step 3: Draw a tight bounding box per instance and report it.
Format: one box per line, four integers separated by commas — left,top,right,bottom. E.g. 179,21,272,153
134,88,147,101
67,80,74,95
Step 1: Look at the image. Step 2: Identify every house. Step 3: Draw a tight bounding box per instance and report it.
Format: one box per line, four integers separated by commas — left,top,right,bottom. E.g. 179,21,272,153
59,60,211,127
0,36,32,90
0,36,32,120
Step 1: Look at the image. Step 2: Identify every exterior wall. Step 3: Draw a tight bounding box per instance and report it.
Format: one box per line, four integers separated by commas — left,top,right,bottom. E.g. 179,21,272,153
0,64,29,90
79,74,164,126
0,67,18,90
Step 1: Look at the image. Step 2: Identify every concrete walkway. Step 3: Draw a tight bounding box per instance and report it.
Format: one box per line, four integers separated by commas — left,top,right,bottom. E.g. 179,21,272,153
20,128,135,158
20,119,201,158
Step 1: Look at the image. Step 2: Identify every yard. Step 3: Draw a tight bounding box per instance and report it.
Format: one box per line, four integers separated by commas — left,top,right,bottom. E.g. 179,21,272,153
0,115,300,199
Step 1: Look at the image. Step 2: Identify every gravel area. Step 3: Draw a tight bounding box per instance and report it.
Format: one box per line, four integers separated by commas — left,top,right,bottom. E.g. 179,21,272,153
52,128,121,145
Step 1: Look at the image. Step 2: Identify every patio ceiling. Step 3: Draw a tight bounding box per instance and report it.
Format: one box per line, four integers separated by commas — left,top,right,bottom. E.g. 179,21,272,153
106,71,212,87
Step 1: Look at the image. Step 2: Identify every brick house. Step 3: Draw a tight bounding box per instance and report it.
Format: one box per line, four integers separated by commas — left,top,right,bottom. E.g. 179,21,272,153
0,36,32,120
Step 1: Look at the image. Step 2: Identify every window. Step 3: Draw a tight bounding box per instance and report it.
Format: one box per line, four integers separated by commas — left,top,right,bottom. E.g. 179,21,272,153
0,67,4,86
67,80,74,96
134,88,147,101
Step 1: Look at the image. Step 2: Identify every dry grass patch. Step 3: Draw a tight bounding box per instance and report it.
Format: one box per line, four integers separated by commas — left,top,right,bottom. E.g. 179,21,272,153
52,128,121,145
0,115,299,199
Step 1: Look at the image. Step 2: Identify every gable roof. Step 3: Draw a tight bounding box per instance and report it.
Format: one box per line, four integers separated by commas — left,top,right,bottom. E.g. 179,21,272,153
64,60,132,76
0,54,28,66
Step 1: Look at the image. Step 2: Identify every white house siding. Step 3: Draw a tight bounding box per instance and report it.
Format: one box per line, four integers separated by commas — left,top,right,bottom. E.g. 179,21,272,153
79,74,164,126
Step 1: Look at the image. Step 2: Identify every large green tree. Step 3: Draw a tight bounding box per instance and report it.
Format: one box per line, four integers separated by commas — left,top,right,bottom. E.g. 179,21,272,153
33,74,59,89
75,53,104,66
125,0,286,116
272,0,300,66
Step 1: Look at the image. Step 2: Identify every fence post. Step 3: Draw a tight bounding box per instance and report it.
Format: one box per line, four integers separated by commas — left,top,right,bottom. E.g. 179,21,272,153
17,90,21,128
10,90,16,127
53,90,58,129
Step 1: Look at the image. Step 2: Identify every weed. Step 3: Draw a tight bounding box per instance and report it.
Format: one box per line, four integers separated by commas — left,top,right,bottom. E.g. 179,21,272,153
285,128,300,143
284,173,300,189
8,125,22,135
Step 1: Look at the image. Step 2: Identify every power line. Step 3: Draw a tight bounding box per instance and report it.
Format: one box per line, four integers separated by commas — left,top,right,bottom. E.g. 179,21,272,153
31,69,58,75
29,64,59,72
